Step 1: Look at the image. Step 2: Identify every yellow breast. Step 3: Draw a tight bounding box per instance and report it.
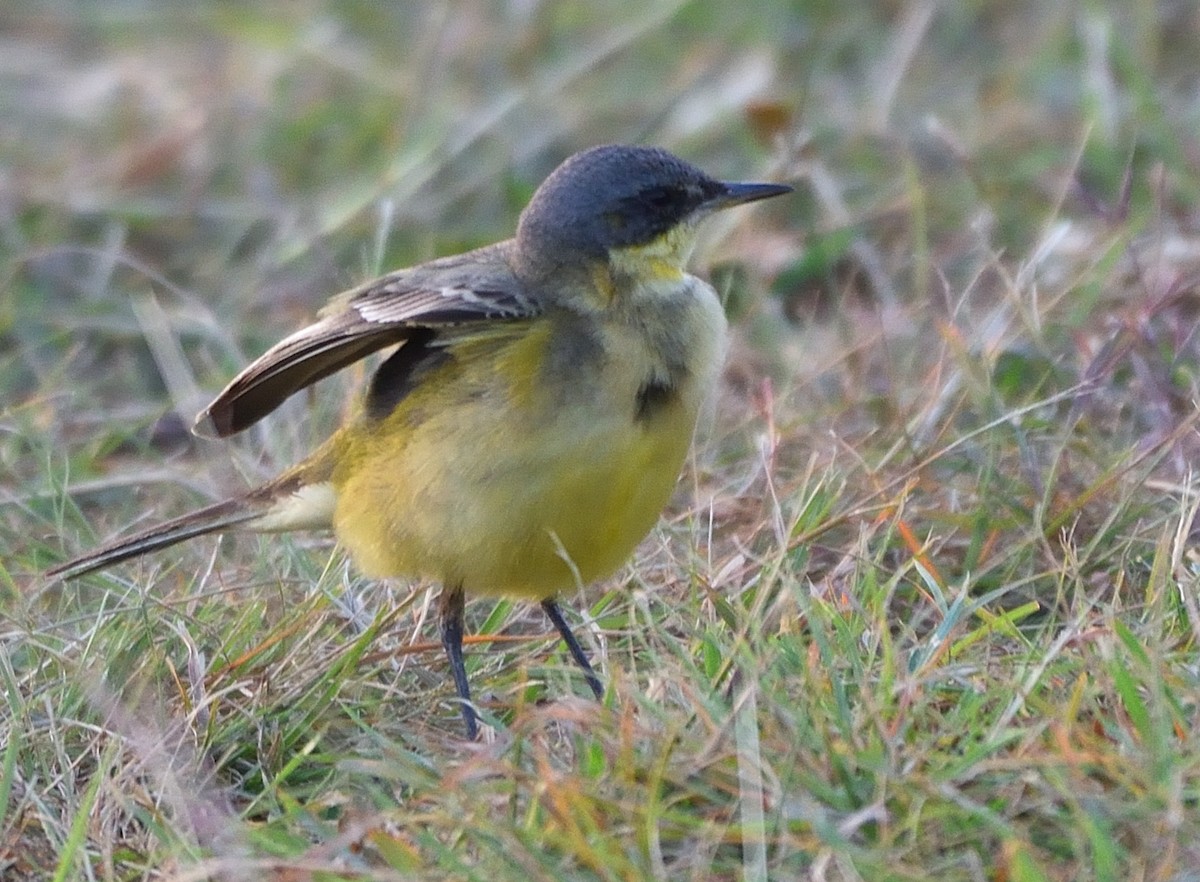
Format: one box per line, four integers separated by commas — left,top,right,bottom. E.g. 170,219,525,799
329,276,726,599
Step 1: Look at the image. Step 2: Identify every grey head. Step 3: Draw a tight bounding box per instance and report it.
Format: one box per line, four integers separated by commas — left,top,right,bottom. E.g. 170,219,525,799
514,144,790,278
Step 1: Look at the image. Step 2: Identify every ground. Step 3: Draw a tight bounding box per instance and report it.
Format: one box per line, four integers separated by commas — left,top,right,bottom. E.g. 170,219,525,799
3,2,1200,880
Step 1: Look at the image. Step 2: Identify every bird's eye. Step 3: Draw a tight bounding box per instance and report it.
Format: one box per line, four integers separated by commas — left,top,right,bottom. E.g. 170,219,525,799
603,211,626,231
638,185,689,213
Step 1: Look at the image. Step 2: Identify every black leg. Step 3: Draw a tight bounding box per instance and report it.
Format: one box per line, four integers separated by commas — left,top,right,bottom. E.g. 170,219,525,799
439,584,478,739
541,598,604,700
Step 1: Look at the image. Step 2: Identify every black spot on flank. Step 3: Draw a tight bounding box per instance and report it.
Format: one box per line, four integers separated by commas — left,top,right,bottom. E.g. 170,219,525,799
365,329,450,421
635,377,677,422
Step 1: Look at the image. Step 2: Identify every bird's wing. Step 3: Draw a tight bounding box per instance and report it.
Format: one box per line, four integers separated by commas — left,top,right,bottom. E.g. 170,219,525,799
196,242,538,438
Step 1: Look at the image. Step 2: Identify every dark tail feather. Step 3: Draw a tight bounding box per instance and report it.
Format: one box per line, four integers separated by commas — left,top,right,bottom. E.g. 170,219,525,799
46,498,260,581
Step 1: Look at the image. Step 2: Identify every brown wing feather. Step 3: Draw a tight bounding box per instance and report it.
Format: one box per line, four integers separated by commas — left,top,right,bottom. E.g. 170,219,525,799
196,241,538,438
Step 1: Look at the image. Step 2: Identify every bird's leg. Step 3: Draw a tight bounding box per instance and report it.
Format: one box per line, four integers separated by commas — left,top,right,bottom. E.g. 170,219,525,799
439,584,477,739
541,598,604,700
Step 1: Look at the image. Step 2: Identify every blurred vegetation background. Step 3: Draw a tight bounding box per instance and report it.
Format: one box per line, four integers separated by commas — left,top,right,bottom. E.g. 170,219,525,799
4,1,1200,880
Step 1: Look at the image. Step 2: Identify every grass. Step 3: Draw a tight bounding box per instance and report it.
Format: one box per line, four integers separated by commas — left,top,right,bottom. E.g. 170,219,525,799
4,1,1200,879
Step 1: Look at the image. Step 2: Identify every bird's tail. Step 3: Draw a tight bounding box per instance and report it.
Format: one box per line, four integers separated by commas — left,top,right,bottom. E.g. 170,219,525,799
45,469,338,582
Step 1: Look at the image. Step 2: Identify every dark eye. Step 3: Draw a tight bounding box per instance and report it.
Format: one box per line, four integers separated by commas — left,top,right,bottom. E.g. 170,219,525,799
637,184,690,214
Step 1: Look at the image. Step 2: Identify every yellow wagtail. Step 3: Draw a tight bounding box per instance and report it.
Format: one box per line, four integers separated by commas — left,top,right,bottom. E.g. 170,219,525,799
47,144,791,738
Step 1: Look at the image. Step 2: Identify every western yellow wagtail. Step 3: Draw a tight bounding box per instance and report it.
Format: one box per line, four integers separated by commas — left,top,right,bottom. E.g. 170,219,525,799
47,144,791,738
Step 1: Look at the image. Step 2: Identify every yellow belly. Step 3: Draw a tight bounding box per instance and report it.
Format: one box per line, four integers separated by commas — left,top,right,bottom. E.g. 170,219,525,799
328,320,706,598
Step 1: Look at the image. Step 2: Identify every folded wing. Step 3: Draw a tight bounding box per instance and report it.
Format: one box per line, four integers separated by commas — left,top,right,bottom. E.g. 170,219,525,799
196,242,537,437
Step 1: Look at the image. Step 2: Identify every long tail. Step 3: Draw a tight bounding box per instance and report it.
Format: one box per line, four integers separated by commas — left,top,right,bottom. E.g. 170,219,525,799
46,471,337,582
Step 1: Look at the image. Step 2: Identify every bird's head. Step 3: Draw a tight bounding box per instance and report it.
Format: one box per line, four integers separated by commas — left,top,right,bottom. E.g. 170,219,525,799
514,145,790,293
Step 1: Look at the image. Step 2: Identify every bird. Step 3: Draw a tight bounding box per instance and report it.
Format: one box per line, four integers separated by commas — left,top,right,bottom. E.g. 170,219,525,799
47,144,791,738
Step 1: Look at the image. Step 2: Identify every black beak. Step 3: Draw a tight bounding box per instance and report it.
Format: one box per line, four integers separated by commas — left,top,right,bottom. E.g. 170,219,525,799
705,180,793,211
